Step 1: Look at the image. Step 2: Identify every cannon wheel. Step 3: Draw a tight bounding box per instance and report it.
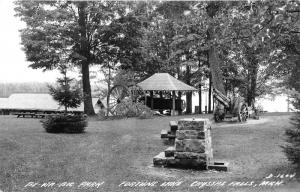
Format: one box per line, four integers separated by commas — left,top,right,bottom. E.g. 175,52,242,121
238,102,249,122
214,103,225,122
107,85,131,116
128,84,145,102
214,112,223,122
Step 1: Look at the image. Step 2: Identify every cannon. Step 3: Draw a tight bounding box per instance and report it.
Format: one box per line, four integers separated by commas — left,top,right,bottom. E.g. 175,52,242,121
209,47,249,122
213,89,249,122
105,84,144,116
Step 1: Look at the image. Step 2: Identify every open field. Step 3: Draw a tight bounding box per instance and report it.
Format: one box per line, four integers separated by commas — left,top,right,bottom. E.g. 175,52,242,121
0,113,299,192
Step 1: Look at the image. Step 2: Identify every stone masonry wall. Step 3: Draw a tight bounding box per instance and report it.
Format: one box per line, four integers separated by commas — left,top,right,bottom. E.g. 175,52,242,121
174,118,213,169
153,118,213,169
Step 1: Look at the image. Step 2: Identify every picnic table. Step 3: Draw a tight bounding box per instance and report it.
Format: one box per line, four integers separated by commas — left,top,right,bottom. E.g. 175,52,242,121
34,113,51,118
15,112,36,118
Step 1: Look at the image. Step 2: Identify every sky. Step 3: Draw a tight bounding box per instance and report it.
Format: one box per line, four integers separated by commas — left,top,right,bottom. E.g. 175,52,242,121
0,0,59,83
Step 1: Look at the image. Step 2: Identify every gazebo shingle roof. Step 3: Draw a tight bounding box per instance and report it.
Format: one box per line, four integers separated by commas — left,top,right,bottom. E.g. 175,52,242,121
137,73,197,91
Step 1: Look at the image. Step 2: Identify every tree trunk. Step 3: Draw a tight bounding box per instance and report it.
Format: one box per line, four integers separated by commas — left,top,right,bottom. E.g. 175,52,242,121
186,92,192,114
245,45,259,107
106,65,111,116
63,71,68,114
249,62,258,107
78,2,95,115
208,74,212,113
186,65,192,114
108,65,111,94
198,59,202,114
206,2,222,114
198,81,202,114
81,61,95,115
177,67,183,115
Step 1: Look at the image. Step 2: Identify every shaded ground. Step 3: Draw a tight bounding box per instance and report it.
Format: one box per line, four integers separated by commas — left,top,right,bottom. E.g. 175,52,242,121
0,113,299,192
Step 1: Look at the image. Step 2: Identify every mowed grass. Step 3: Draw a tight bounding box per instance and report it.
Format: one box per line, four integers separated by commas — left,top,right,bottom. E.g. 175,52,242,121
0,113,299,192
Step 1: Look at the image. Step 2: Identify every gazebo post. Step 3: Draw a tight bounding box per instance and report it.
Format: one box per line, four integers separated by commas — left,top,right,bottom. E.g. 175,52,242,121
172,91,176,116
150,91,154,110
145,91,147,106
213,95,215,111
159,91,163,114
178,91,182,115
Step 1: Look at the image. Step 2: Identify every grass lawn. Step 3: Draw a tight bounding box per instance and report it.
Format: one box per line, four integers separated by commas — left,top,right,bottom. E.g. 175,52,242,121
0,113,299,192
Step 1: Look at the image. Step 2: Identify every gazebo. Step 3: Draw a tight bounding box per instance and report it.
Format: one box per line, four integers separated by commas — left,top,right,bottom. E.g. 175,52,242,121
137,73,197,115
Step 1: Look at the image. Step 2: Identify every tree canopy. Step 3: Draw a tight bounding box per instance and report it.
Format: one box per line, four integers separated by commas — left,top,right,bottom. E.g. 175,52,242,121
15,0,300,114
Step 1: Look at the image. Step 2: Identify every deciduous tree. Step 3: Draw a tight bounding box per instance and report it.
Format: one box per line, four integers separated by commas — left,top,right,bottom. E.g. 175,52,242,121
15,1,125,115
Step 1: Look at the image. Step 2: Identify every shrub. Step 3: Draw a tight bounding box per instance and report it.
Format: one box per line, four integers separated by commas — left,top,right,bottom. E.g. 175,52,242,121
283,111,300,165
41,114,87,133
283,63,300,177
283,90,300,174
283,111,300,179
138,110,154,119
136,102,154,119
97,110,107,120
110,99,154,119
283,60,300,179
